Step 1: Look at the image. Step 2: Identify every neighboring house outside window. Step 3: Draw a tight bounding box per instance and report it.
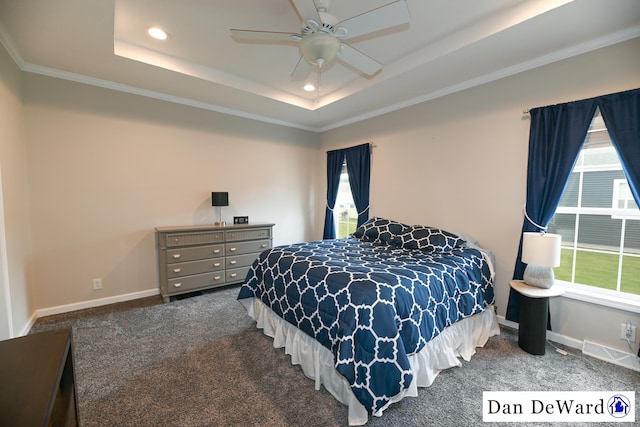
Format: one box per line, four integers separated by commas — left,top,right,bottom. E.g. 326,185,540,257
550,111,640,299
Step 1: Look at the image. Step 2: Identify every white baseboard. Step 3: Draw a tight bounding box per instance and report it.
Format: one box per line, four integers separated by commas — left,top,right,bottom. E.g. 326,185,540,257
18,313,38,337
545,329,584,350
35,288,160,319
497,315,640,372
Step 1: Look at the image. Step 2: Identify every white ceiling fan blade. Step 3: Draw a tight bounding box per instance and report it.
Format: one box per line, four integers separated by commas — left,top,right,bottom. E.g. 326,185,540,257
291,0,321,23
338,43,382,76
338,0,410,40
291,56,312,79
230,29,300,43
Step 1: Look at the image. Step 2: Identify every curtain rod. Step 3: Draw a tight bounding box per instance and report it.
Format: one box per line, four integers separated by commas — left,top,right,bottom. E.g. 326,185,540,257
521,88,639,116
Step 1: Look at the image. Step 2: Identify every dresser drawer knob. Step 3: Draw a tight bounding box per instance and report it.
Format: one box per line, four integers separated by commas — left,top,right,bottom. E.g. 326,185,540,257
214,276,222,281
213,249,221,254
173,282,182,288
172,268,181,273
230,260,237,265
229,247,237,252
172,254,181,259
230,273,237,278
261,244,268,248
213,262,221,267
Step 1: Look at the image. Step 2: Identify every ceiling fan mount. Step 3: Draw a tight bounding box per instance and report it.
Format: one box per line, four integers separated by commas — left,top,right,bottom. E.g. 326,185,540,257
314,0,334,13
230,0,410,81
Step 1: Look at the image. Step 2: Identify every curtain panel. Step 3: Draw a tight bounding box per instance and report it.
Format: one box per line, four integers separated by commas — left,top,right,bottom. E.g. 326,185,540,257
506,88,640,323
323,143,371,239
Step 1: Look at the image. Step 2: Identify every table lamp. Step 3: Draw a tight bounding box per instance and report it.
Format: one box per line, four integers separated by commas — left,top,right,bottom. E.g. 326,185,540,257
522,232,562,289
211,192,229,226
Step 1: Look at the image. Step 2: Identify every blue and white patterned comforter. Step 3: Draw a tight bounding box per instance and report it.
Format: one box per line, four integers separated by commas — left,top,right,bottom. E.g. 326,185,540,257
238,237,495,414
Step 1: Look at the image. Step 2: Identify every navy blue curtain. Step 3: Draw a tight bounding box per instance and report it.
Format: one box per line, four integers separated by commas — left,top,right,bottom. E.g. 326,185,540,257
322,144,371,239
506,99,600,322
345,144,371,228
599,89,640,205
506,88,640,323
323,149,345,239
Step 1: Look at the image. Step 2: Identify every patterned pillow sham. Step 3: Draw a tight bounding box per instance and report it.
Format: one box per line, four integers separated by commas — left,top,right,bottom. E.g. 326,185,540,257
389,225,467,252
352,217,408,245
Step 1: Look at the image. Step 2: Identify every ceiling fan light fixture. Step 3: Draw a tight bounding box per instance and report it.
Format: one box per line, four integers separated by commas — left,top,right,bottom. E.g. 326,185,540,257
299,32,340,66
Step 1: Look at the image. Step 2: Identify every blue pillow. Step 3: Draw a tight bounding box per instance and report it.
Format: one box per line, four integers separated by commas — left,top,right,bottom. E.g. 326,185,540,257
389,225,466,252
352,217,408,245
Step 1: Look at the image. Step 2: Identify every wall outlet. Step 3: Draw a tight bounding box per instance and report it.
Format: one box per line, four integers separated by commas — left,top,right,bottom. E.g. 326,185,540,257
620,322,636,342
92,278,103,290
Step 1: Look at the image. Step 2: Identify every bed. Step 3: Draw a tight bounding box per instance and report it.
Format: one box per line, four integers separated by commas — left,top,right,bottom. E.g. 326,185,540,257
237,218,498,425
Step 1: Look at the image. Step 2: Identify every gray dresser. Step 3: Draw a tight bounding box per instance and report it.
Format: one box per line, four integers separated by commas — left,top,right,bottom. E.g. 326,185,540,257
155,223,274,302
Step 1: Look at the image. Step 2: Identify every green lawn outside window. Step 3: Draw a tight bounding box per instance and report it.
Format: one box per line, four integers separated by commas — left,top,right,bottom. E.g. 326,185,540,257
554,248,640,295
337,218,358,238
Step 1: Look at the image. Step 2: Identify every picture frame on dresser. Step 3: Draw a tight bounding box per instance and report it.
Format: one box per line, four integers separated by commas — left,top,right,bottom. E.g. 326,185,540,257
155,223,274,302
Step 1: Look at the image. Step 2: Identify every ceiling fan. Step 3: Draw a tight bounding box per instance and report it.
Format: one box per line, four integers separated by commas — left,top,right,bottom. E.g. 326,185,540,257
230,0,410,81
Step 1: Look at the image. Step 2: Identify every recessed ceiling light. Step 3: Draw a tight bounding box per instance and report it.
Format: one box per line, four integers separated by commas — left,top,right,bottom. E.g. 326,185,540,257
147,27,168,40
303,83,315,92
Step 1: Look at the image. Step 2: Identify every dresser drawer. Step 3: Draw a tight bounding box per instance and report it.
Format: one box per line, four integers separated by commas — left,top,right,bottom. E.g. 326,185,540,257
167,244,224,263
168,272,225,293
226,266,251,283
226,239,271,256
165,231,224,247
167,258,224,278
225,227,272,242
226,253,261,269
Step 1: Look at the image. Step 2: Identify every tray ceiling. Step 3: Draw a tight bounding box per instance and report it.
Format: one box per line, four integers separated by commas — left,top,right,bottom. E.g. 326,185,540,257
0,0,639,131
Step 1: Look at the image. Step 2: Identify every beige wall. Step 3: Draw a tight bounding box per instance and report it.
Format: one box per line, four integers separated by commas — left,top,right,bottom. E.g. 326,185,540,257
2,32,640,353
23,74,320,312
0,41,32,338
318,37,640,352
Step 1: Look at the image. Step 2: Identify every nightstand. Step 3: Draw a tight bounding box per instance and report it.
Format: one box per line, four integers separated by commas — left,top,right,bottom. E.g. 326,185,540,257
509,280,565,355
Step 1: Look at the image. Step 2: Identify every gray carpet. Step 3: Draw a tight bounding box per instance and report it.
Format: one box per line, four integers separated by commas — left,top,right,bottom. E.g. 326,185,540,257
31,285,640,426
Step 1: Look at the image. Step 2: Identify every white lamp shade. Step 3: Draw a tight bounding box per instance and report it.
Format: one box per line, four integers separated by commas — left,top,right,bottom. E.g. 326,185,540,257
522,232,561,267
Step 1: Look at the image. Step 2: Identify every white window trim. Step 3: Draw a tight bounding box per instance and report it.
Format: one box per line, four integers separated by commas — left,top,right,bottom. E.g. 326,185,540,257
612,179,640,219
556,279,640,314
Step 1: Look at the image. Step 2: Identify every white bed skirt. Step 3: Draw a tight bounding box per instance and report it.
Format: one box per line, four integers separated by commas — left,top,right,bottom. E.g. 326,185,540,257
239,298,500,426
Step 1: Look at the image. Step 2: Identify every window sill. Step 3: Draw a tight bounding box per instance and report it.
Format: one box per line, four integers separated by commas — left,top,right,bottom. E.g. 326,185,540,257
555,281,640,314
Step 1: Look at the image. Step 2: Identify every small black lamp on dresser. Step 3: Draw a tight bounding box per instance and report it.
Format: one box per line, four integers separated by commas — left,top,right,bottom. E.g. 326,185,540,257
211,191,229,226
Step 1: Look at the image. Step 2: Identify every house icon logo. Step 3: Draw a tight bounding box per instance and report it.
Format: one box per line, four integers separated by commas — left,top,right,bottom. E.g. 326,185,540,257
607,394,631,418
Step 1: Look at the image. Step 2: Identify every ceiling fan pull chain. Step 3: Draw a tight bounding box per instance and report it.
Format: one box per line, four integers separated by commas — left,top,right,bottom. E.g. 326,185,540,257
316,61,323,103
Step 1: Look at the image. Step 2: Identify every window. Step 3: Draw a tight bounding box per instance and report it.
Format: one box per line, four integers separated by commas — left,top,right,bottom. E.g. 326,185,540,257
324,143,370,240
550,110,640,297
335,160,358,238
